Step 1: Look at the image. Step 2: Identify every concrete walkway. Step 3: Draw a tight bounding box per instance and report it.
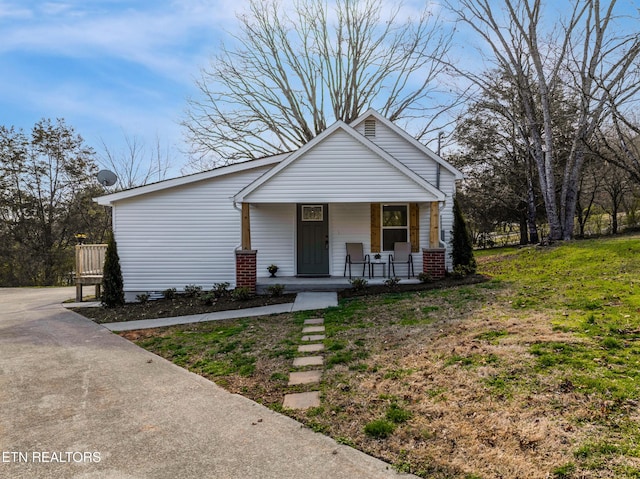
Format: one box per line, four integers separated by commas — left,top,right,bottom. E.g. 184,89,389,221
1,287,415,479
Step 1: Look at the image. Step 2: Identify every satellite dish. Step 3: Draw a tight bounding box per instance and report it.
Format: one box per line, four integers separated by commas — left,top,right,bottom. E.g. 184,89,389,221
97,170,118,187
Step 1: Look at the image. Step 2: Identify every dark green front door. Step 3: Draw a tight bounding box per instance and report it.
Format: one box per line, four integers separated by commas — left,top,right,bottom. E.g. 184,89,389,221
297,204,329,276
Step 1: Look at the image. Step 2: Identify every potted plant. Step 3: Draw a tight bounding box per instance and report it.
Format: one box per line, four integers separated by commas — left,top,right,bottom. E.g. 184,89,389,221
267,264,279,277
374,253,382,263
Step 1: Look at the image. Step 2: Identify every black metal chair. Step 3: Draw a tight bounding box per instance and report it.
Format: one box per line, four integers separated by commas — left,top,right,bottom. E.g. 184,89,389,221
388,242,414,279
343,242,371,279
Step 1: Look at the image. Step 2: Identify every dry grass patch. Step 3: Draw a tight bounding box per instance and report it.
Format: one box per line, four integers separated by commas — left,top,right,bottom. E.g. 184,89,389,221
132,237,640,478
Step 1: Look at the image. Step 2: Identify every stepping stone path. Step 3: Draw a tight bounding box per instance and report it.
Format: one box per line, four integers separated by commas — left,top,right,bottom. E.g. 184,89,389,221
282,318,325,410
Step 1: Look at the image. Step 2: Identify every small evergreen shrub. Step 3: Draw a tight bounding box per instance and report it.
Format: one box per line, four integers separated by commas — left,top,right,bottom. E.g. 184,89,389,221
101,234,125,308
417,272,431,283
135,293,150,304
384,276,401,289
451,197,477,275
212,282,231,298
266,284,285,297
232,287,252,301
199,292,217,305
451,264,475,279
184,284,203,298
349,277,368,291
162,288,177,300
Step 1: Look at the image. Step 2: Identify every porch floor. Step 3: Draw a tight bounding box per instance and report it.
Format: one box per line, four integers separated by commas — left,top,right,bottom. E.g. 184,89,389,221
257,275,420,293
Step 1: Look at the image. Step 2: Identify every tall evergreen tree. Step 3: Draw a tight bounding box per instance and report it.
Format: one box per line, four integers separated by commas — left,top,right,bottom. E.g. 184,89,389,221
101,234,124,307
451,197,477,275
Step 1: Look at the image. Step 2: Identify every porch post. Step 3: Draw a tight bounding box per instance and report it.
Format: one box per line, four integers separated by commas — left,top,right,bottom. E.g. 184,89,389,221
424,201,445,279
236,202,257,293
429,201,440,248
241,202,251,250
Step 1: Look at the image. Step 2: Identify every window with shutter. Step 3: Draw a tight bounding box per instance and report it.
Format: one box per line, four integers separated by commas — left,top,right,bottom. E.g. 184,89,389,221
372,203,420,252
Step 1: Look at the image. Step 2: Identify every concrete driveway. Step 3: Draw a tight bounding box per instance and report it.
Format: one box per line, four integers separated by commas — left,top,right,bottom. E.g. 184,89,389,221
0,288,416,479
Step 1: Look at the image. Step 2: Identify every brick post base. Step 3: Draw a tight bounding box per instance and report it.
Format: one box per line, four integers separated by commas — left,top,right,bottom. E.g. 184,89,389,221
422,248,446,280
235,249,257,293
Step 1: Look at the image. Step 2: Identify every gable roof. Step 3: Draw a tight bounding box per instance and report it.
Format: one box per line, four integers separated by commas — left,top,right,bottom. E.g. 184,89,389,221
95,153,288,206
234,119,446,203
350,109,464,180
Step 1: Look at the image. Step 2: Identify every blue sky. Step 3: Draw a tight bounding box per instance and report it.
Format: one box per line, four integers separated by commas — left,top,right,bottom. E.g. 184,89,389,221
2,0,638,179
0,0,436,178
1,0,244,176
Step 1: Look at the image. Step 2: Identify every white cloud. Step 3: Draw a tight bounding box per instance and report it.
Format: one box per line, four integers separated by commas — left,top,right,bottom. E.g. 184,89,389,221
0,1,32,19
0,0,246,83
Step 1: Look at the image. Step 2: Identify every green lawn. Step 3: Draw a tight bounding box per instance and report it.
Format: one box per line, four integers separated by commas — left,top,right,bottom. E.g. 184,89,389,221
132,235,640,479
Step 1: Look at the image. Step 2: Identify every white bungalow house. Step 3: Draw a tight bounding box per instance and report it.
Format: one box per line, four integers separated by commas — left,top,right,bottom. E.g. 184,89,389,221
95,109,463,300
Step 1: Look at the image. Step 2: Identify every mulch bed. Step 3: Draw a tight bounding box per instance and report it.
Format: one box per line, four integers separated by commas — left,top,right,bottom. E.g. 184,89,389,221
72,293,297,323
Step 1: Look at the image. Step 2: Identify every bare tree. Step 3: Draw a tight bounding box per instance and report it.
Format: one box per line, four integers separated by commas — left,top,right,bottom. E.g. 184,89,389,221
98,133,172,190
446,0,640,240
183,0,456,170
594,110,640,185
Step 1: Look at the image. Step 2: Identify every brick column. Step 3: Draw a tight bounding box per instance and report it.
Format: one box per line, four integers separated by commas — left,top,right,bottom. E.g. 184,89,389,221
422,248,446,280
235,249,257,293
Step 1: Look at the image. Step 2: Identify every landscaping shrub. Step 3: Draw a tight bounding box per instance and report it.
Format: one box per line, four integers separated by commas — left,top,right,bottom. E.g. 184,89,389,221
162,287,177,300
199,292,217,306
232,287,252,301
101,234,125,308
266,284,285,297
384,276,401,289
417,272,431,283
135,293,150,304
349,277,368,291
451,197,476,275
212,282,231,298
184,284,203,298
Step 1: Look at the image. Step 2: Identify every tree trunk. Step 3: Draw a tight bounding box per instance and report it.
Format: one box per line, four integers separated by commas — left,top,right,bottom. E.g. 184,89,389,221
526,161,539,244
561,145,586,240
519,212,528,245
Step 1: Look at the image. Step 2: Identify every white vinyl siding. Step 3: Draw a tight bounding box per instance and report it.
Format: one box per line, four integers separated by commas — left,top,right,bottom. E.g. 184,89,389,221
244,129,440,203
251,203,296,277
329,203,370,275
356,119,455,254
112,165,272,295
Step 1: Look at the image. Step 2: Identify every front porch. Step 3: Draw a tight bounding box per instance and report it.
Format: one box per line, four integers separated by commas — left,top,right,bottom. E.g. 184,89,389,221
256,275,422,293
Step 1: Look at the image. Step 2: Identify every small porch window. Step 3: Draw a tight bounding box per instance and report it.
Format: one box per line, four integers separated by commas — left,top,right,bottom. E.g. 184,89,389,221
382,204,408,251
